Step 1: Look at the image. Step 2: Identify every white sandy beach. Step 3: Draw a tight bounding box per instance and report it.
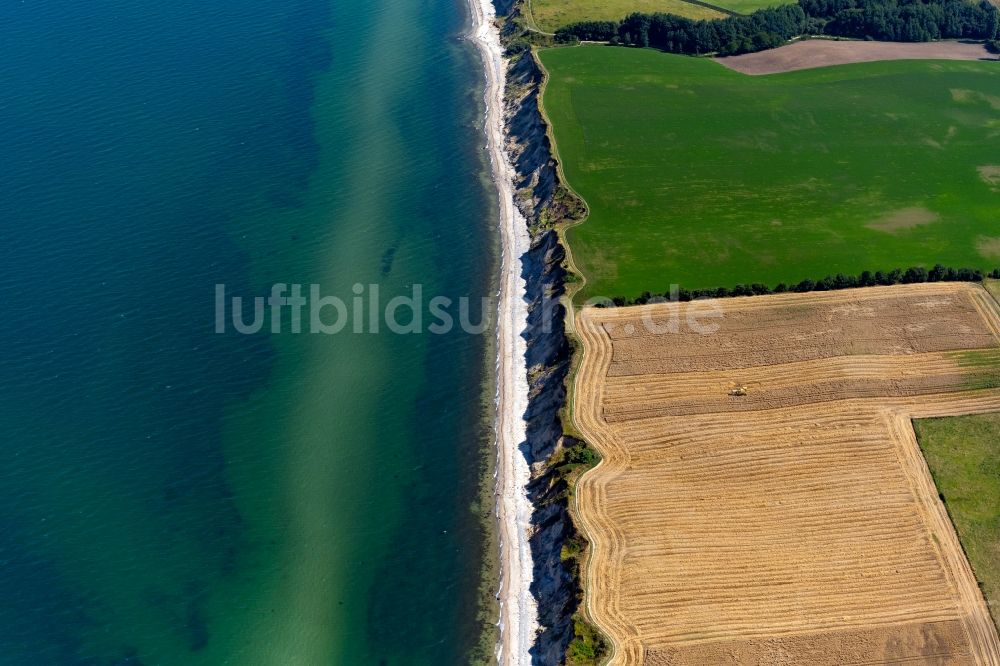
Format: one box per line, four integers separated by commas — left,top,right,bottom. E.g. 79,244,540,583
467,0,537,663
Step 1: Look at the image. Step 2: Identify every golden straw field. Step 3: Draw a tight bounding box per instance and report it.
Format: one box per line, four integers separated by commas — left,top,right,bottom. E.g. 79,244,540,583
574,283,1000,665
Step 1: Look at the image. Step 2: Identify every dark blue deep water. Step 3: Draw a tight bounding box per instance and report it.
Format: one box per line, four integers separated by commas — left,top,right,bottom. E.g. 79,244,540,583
0,0,496,663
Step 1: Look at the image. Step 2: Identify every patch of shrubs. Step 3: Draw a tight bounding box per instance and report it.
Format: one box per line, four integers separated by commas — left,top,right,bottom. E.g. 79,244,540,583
566,612,609,665
560,440,601,467
596,265,1000,307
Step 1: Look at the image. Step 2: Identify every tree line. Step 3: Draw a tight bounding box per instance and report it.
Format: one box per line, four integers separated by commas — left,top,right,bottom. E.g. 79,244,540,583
555,0,999,56
595,266,1000,307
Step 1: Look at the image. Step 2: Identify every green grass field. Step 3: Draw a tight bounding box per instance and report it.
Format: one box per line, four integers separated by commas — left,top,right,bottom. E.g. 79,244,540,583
527,0,726,33
538,46,1000,300
913,413,1000,632
987,278,1000,303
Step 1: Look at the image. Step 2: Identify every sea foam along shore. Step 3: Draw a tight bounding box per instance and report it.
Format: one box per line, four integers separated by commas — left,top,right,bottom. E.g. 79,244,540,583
467,0,538,663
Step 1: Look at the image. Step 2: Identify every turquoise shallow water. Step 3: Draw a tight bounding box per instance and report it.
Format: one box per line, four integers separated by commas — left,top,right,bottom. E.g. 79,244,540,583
0,0,496,663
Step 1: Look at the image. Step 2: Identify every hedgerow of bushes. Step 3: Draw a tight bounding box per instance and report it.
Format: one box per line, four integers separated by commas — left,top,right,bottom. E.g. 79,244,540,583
595,265,1000,307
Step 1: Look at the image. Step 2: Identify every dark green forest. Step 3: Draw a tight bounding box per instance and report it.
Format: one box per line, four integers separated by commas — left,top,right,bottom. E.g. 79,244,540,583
554,0,999,55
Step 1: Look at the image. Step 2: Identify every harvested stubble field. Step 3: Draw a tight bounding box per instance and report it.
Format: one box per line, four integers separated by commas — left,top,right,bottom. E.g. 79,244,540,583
574,283,1000,665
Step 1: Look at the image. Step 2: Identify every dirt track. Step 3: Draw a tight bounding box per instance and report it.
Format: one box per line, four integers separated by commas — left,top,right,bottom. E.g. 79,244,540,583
574,283,1000,665
716,40,997,75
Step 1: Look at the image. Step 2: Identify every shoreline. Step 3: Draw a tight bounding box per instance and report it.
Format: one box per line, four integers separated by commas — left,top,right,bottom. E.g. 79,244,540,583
466,0,538,663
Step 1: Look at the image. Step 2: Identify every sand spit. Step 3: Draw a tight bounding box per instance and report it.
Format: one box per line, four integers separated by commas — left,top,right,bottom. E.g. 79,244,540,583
717,39,996,75
466,0,537,663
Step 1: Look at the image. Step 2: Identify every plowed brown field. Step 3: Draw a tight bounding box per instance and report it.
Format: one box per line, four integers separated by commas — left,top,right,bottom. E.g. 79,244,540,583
715,40,996,75
574,283,1000,665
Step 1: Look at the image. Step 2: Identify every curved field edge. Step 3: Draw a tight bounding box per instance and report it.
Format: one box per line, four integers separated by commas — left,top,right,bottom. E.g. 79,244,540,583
526,43,595,446
571,285,1000,664
529,48,590,314
537,45,1000,301
509,42,615,664
570,309,631,665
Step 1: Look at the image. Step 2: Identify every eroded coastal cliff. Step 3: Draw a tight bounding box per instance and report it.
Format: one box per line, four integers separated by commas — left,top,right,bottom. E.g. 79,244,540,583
492,3,604,661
